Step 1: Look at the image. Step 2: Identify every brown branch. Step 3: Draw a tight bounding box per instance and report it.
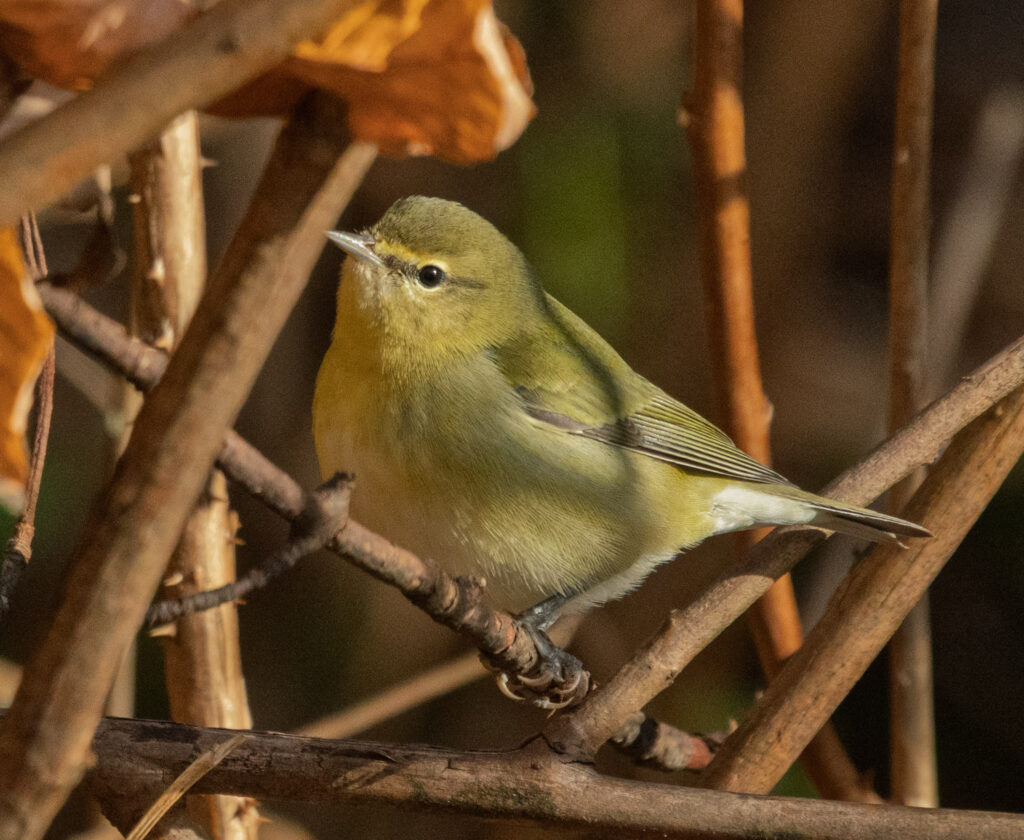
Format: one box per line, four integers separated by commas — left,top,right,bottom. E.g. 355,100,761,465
146,473,352,626
546,332,1024,759
36,282,591,707
0,0,360,229
701,386,1024,793
609,712,725,772
128,109,260,840
683,0,869,801
887,0,939,808
0,96,373,840
83,716,1024,840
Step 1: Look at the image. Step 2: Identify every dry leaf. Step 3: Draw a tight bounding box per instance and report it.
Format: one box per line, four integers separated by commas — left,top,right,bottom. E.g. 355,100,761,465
1,0,533,163
0,228,55,514
0,0,194,90
213,0,536,164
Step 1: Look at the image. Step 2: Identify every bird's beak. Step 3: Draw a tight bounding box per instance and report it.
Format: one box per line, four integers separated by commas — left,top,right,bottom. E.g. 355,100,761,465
326,230,386,268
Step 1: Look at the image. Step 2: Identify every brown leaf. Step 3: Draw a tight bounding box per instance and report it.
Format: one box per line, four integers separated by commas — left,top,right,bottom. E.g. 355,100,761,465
0,0,194,90
0,228,55,513
213,0,536,164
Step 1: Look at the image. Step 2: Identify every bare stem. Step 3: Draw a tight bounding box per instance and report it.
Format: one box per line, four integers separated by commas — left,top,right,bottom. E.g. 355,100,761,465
887,0,940,808
683,0,869,800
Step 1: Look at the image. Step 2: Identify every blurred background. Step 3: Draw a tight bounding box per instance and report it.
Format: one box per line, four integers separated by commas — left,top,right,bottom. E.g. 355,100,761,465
3,1,1024,837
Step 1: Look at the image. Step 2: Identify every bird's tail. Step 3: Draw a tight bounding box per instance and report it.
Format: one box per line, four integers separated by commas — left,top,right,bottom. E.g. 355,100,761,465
779,486,931,543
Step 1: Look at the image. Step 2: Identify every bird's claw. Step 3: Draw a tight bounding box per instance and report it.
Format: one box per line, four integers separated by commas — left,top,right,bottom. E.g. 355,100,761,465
487,653,590,710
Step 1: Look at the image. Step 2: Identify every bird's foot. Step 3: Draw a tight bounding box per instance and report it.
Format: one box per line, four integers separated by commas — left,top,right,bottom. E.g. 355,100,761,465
485,609,591,710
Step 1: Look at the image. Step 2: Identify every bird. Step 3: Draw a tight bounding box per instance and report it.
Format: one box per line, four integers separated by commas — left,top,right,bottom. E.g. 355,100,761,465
313,196,929,635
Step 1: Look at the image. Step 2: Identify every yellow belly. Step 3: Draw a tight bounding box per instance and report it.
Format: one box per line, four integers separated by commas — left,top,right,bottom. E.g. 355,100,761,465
313,343,730,613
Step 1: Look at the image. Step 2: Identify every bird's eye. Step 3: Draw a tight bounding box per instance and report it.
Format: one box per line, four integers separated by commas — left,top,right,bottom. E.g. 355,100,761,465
417,264,446,288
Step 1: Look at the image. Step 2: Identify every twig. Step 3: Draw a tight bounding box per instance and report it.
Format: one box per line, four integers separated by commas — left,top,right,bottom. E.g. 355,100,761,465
0,215,54,622
0,0,360,229
545,332,1024,759
146,473,352,627
125,734,245,840
610,712,725,772
683,0,870,800
887,0,939,808
128,109,259,840
84,716,1024,840
37,282,591,708
700,386,1024,793
0,96,374,840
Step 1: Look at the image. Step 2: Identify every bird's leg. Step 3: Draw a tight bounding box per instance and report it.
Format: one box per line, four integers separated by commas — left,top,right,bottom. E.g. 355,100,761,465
518,591,570,634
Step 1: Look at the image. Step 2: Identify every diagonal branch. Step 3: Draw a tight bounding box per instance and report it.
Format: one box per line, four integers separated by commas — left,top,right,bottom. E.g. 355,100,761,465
545,333,1024,759
700,386,1024,792
0,95,373,840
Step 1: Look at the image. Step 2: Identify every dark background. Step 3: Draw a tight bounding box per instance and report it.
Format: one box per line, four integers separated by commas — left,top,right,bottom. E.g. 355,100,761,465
3,2,1024,837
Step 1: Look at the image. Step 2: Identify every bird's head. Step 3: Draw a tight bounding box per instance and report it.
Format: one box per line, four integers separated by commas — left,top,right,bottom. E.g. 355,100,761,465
328,196,545,366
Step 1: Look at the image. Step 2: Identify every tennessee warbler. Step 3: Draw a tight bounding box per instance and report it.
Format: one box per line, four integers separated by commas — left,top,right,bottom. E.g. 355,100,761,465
314,196,928,630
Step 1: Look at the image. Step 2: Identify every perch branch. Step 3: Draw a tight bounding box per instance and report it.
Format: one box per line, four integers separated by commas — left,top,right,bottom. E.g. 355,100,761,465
546,332,1024,759
701,386,1024,793
0,97,372,840
83,716,1024,840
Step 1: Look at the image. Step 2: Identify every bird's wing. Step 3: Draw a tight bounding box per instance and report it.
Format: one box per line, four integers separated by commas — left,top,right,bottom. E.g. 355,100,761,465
498,295,790,487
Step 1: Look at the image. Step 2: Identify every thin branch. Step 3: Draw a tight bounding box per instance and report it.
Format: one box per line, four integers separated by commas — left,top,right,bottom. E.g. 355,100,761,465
146,473,352,626
0,97,373,840
0,0,360,229
701,386,1024,793
84,716,1024,840
609,712,725,772
887,0,939,808
545,332,1024,759
36,282,591,708
683,0,869,800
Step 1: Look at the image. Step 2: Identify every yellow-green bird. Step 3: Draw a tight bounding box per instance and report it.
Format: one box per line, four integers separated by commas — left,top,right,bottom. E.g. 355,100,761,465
314,196,928,631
